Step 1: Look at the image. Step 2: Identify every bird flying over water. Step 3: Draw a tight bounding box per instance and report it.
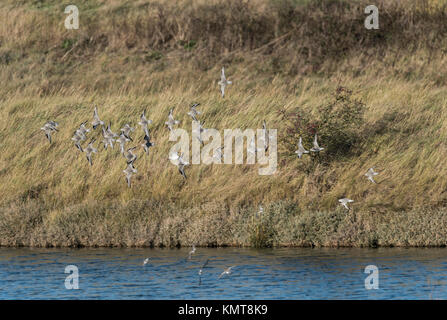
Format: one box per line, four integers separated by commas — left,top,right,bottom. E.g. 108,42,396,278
339,198,354,210
193,121,206,146
260,120,270,152
365,167,379,184
295,137,309,159
143,258,149,265
198,259,210,286
169,151,189,179
188,245,196,260
218,67,232,98
310,134,324,153
218,266,235,279
92,107,104,129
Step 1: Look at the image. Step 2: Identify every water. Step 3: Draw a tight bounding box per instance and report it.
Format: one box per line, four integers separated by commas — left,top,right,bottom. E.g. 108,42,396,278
1,247,447,299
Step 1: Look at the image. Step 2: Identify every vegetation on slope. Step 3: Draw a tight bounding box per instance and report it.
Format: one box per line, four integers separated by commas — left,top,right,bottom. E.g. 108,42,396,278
1,0,447,246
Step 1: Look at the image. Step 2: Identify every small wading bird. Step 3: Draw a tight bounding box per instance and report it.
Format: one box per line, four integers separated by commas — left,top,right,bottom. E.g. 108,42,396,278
218,266,235,279
92,107,104,129
124,147,138,164
102,127,114,150
257,205,264,218
76,122,90,136
187,103,201,121
71,131,85,152
142,133,155,154
198,259,210,286
295,137,309,159
193,121,206,146
120,124,134,140
260,120,270,152
116,132,131,155
165,108,180,132
218,67,232,98
365,167,379,184
339,198,354,210
169,151,189,179
41,121,59,143
123,163,137,188
310,134,324,153
188,245,196,260
102,122,117,150
143,258,149,266
106,122,118,139
84,138,98,166
138,110,152,136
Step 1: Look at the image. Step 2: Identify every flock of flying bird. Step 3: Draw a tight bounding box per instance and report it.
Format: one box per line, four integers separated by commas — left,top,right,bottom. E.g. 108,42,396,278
295,134,380,210
142,245,235,286
41,106,156,188
40,66,378,209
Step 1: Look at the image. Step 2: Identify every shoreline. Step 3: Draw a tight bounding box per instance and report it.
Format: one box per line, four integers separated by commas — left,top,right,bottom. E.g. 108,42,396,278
1,200,447,248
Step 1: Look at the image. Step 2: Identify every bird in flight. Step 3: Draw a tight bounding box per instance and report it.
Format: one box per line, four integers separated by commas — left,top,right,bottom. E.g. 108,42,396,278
71,131,85,152
142,132,155,155
188,245,196,260
123,163,137,188
295,137,309,159
84,138,98,166
310,134,324,153
120,124,134,141
138,110,152,136
187,103,201,122
102,122,117,150
218,67,232,98
41,121,59,144
193,120,206,146
365,167,379,184
165,108,180,132
198,259,210,286
218,266,235,279
169,151,189,179
339,198,354,210
92,107,104,129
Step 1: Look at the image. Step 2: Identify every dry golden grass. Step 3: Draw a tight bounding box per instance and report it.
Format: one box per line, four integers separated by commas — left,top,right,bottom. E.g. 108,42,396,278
1,0,447,246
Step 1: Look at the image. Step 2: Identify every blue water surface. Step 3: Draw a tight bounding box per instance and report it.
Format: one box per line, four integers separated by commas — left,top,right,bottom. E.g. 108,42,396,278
0,247,446,299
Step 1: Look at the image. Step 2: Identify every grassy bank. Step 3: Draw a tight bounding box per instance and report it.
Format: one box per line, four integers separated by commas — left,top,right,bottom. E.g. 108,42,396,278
1,0,447,247
2,199,447,247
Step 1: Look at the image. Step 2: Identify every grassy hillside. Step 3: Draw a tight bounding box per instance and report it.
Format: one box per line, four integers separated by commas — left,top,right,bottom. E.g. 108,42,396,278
2,0,447,247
